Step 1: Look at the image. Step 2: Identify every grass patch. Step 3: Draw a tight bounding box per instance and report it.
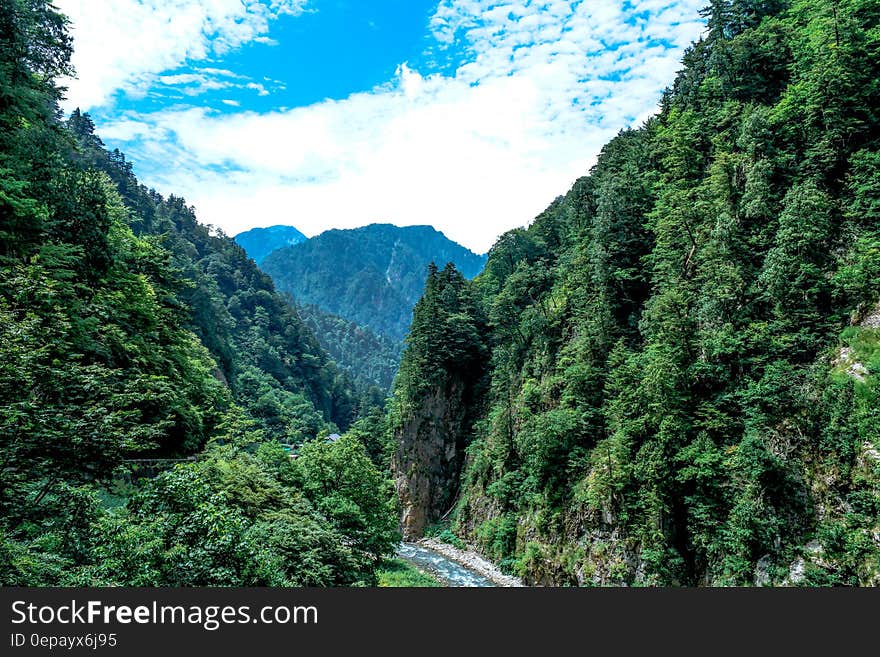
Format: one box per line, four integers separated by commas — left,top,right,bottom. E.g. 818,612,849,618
424,522,466,550
840,327,880,370
377,559,442,587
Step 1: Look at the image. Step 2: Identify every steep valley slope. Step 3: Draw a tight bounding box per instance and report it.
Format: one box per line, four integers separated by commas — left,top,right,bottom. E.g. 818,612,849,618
389,0,880,586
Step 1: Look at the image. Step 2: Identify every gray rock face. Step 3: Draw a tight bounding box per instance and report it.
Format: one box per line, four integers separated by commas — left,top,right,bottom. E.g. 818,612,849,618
788,558,807,585
392,381,469,539
861,303,880,328
754,555,773,586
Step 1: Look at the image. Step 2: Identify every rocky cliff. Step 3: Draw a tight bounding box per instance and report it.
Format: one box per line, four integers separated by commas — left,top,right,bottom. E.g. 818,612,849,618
387,263,489,540
392,382,470,539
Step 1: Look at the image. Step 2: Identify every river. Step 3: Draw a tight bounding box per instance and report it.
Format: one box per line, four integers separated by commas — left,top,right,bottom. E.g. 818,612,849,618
398,542,499,587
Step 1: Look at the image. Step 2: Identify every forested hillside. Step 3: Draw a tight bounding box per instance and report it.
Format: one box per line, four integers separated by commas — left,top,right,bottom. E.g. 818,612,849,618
391,0,880,585
298,304,402,393
0,0,396,586
261,223,487,341
65,109,357,438
6,0,879,589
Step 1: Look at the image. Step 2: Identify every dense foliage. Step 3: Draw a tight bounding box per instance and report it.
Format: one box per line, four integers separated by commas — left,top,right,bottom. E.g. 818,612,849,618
261,223,487,341
0,0,395,586
65,110,357,438
376,558,442,587
393,0,880,585
392,263,489,411
233,224,306,265
388,263,490,536
298,303,402,392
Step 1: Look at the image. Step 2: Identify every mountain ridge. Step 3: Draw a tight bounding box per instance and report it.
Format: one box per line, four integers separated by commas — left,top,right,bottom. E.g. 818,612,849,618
233,224,308,264
261,223,487,341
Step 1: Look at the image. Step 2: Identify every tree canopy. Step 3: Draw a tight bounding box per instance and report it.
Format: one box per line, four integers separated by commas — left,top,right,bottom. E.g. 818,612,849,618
0,0,396,586
393,0,880,586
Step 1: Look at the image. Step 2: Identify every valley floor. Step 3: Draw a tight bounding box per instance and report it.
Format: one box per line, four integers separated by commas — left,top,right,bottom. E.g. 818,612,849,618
398,540,525,588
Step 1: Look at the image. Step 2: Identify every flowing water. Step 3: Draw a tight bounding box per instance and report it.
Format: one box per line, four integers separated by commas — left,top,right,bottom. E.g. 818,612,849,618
397,543,498,587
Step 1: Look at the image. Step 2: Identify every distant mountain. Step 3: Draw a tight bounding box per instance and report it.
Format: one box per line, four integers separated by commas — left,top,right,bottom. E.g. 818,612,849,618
261,224,487,341
234,225,307,264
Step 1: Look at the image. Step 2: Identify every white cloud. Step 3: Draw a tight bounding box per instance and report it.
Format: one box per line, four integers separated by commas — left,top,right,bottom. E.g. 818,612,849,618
73,1,707,253
154,68,277,96
55,0,306,111
245,82,271,96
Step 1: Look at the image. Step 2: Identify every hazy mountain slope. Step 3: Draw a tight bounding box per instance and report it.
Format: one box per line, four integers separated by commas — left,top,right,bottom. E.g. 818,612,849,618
261,224,487,341
297,304,403,392
234,224,307,264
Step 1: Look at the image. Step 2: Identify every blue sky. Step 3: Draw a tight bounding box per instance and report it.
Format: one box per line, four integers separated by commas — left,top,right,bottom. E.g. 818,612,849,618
56,1,707,253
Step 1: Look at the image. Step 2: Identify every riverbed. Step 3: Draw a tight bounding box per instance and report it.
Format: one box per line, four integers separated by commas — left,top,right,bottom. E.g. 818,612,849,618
397,540,524,587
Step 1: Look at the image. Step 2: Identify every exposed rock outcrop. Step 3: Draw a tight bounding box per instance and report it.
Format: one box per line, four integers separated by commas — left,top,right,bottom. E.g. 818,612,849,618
392,381,470,539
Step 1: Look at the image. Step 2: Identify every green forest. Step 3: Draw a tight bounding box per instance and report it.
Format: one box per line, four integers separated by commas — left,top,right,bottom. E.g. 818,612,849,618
296,303,402,393
0,0,397,586
391,0,880,585
2,0,879,588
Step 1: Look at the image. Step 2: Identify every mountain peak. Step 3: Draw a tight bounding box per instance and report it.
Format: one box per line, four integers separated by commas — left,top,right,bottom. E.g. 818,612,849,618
234,225,307,264
260,223,487,341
